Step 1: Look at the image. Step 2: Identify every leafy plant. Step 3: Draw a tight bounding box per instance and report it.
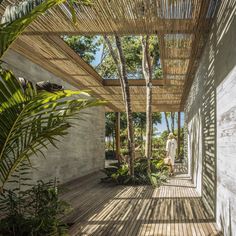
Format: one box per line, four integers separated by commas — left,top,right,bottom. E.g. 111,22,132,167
101,157,168,187
0,0,63,58
63,36,100,64
0,69,104,189
0,180,71,236
0,0,93,58
0,1,98,235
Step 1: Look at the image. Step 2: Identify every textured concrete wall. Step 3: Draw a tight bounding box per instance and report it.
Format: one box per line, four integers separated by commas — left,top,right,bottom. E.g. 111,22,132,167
3,50,105,184
185,2,236,234
217,67,236,236
185,29,217,216
187,109,202,194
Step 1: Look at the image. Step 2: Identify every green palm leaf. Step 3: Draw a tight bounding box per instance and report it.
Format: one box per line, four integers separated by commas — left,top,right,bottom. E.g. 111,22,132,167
0,0,93,58
0,69,105,188
0,0,65,58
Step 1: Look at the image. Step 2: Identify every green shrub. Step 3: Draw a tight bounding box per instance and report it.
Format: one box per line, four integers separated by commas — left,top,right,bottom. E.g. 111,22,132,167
101,158,168,187
0,180,71,236
120,148,129,156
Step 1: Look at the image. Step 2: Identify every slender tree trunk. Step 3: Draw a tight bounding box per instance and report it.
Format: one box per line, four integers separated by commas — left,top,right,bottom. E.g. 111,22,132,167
112,129,115,158
142,36,152,173
115,36,135,177
177,112,181,160
141,125,144,148
115,112,121,163
164,112,171,133
104,35,135,177
171,112,175,133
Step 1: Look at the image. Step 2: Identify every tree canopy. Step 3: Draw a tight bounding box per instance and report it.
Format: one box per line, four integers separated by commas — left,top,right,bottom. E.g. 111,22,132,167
63,35,163,80
63,36,101,64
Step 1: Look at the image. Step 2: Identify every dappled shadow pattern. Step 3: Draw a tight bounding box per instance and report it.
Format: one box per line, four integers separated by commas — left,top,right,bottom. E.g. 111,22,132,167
61,168,219,235
174,161,188,174
184,0,236,220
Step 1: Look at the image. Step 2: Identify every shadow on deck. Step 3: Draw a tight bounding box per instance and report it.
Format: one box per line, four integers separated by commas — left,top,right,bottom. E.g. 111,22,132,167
60,164,220,236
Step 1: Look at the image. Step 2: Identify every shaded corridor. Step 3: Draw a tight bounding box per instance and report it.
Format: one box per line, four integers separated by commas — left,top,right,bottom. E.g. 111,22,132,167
61,165,220,236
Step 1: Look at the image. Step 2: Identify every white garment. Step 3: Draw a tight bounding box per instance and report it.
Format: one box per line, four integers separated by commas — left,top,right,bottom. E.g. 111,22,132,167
166,138,177,165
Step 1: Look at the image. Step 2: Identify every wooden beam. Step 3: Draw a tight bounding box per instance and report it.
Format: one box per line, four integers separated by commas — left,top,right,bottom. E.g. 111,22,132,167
21,18,211,36
115,112,121,163
44,35,104,86
11,40,120,112
105,99,182,104
106,104,184,112
23,29,198,36
103,79,184,87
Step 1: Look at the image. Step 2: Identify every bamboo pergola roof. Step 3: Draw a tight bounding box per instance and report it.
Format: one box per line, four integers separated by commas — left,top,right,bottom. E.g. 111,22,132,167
0,0,219,112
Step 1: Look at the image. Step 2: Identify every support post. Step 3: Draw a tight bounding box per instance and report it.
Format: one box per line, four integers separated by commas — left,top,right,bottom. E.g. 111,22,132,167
115,112,121,163
178,112,181,160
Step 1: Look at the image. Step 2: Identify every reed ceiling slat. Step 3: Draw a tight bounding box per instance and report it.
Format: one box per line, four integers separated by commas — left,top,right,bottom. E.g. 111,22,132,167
1,0,220,112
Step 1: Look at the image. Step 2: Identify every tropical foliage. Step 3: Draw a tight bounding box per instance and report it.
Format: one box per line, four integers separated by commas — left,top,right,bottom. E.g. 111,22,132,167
104,35,136,176
105,112,160,143
63,35,162,80
0,69,102,189
63,36,100,64
0,0,92,58
0,0,63,58
0,0,101,190
164,112,177,133
0,0,102,234
105,113,184,161
101,158,168,187
152,128,184,160
0,180,71,236
64,35,163,177
105,112,162,154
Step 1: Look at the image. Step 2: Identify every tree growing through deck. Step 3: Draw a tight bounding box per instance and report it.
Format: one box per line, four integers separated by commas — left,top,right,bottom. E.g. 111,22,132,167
141,35,160,172
104,35,135,177
64,34,163,175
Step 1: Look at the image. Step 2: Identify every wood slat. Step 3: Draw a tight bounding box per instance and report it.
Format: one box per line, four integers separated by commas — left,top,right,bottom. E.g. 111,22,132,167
1,0,220,112
60,163,220,236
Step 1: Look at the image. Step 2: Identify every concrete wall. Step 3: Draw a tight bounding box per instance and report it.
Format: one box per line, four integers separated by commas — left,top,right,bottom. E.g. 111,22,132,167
217,67,236,236
187,109,202,194
185,1,236,235
3,49,105,184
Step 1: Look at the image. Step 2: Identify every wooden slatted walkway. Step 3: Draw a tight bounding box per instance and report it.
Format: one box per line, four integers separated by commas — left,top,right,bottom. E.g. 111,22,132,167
61,165,220,236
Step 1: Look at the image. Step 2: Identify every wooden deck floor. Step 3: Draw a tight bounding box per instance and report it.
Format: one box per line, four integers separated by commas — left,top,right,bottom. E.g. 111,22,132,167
61,166,220,236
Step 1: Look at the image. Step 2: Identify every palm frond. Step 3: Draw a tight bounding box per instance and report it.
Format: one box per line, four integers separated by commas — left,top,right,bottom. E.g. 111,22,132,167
0,69,105,188
0,0,93,58
0,0,65,58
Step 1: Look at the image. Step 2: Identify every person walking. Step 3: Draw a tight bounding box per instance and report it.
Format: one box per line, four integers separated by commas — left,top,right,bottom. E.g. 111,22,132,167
166,133,177,175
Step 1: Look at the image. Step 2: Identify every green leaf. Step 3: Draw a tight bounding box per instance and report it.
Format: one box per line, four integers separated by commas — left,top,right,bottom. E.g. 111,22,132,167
0,69,104,188
0,0,65,58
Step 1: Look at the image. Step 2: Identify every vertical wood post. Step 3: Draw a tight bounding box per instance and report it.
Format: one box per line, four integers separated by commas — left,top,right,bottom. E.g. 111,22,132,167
115,112,121,163
178,112,181,159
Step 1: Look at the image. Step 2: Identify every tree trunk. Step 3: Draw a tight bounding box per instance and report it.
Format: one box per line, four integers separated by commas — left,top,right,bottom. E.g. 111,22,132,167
177,112,181,160
104,35,135,177
115,112,121,163
112,129,115,158
164,112,170,133
171,112,175,133
142,36,152,173
141,125,144,148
